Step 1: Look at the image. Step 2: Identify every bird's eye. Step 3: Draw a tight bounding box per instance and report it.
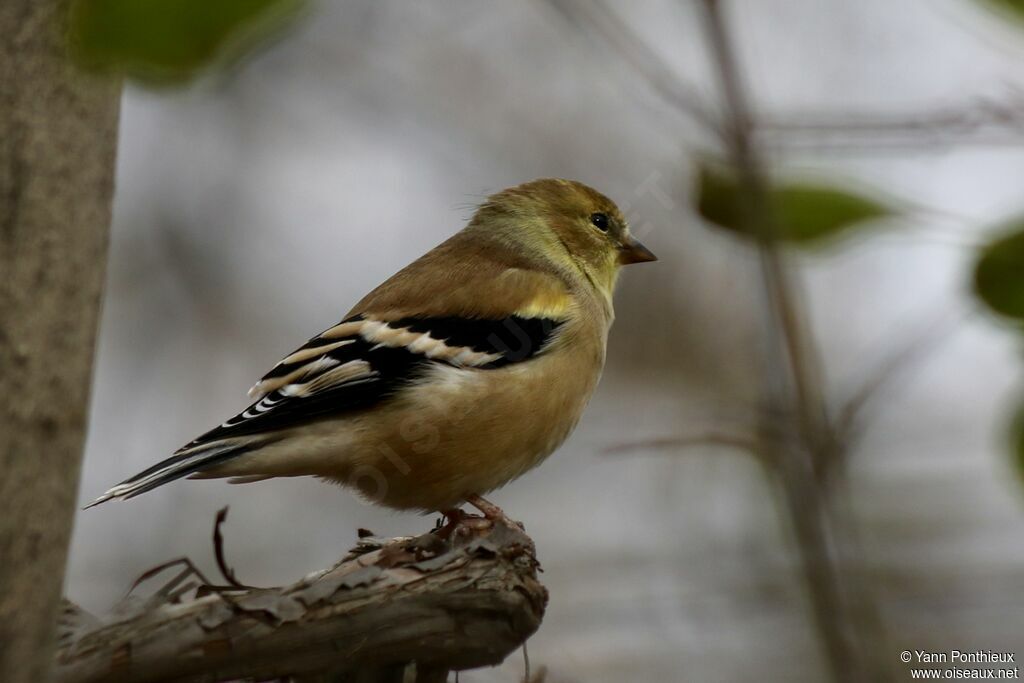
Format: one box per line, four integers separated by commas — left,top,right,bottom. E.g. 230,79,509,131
590,212,610,233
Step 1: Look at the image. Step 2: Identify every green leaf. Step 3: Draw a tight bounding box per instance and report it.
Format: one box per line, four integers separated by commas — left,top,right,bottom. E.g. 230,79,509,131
973,224,1024,322
696,165,747,237
69,0,305,84
979,0,1024,25
695,164,892,246
1010,400,1024,482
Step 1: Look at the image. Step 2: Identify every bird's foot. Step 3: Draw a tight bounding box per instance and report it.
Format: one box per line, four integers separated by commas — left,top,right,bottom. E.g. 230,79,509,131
432,507,491,540
433,508,464,539
432,497,523,541
465,494,525,531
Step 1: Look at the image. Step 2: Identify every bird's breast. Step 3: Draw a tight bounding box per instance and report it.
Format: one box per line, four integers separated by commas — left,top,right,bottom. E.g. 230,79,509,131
336,330,605,511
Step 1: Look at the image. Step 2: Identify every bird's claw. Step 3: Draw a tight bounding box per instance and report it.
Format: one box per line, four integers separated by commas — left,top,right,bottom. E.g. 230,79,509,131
465,494,525,531
433,496,524,541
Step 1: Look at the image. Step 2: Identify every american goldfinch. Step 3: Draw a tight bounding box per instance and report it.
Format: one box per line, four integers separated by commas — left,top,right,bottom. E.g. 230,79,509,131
88,178,655,517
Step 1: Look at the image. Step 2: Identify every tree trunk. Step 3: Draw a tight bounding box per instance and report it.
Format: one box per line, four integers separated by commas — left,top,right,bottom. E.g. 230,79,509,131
0,1,121,680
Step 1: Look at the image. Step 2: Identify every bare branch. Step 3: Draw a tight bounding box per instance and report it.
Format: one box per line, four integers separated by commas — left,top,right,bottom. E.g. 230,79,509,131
834,310,965,447
604,431,760,457
698,0,828,455
698,2,891,681
55,520,546,683
756,90,1024,152
212,507,259,590
542,0,720,132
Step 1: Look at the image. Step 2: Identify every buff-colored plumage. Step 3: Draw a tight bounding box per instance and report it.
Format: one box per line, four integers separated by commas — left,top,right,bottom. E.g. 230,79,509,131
89,179,655,513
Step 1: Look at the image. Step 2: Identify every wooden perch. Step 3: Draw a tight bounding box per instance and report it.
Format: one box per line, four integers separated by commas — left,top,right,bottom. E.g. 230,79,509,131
55,517,547,683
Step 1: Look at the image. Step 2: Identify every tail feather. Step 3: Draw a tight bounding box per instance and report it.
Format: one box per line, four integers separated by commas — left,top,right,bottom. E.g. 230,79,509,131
85,441,252,508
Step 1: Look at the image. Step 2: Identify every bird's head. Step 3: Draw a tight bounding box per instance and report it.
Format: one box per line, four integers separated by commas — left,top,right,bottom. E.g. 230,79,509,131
471,178,656,299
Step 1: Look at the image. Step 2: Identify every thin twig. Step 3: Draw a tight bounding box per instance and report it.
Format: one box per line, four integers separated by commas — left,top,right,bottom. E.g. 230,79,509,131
542,0,720,133
757,91,1024,151
125,557,226,599
121,523,284,633
698,0,828,457
604,431,760,456
698,2,888,681
121,555,280,628
834,310,966,446
213,506,259,590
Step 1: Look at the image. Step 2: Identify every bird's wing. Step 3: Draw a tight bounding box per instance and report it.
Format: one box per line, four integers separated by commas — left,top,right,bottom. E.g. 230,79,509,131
181,313,563,449
182,242,573,450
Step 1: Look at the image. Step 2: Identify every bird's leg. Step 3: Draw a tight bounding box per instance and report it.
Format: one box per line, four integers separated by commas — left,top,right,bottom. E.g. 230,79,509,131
465,494,524,530
433,508,469,539
465,494,502,519
441,508,465,525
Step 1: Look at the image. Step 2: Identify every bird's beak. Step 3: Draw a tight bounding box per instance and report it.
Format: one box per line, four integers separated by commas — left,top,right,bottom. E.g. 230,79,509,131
619,237,658,265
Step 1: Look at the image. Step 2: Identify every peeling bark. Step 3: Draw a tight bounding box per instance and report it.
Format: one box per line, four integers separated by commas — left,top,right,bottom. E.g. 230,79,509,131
56,520,547,683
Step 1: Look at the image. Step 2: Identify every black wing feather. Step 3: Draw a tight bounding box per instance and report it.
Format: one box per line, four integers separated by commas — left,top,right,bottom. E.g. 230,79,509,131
395,316,561,367
188,314,562,446
188,341,426,443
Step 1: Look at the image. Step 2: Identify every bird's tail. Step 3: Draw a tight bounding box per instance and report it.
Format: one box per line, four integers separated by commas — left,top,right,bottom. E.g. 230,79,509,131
85,439,254,508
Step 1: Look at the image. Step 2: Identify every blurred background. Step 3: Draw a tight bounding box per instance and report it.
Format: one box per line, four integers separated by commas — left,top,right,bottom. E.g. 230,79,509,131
67,1,1024,680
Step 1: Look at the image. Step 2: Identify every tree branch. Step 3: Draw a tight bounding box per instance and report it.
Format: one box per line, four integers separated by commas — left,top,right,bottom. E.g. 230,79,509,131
698,2,890,681
55,519,546,683
542,0,719,133
756,91,1024,152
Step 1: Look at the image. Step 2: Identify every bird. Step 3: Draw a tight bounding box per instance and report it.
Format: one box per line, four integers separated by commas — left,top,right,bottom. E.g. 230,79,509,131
87,178,656,521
